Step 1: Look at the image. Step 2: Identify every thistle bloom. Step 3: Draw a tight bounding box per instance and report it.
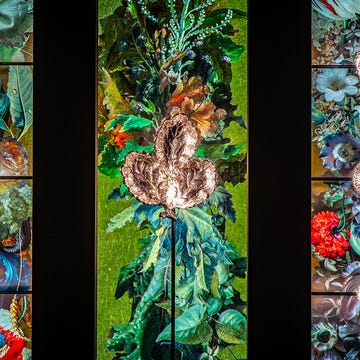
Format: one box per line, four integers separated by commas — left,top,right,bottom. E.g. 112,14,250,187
311,211,350,259
311,321,338,352
316,68,359,102
319,134,360,175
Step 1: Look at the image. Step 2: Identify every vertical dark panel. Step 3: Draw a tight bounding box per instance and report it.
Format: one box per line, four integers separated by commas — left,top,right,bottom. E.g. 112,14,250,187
248,1,311,359
33,2,96,359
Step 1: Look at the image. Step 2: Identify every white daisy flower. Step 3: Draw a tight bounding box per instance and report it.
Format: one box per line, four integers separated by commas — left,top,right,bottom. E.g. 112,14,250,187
316,68,359,102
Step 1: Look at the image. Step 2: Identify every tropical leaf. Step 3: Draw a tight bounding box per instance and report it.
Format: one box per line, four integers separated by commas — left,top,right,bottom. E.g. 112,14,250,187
7,65,33,140
105,114,153,132
215,309,247,344
156,304,212,345
212,34,245,62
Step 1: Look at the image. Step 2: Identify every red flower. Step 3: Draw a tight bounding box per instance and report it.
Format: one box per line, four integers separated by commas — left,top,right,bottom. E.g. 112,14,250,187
311,211,350,259
114,130,132,149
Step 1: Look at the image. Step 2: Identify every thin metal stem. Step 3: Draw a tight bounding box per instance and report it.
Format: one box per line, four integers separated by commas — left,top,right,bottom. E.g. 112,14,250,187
171,217,176,358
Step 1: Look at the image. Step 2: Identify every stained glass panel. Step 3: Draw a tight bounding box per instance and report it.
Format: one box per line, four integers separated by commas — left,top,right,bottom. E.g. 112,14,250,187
96,0,248,359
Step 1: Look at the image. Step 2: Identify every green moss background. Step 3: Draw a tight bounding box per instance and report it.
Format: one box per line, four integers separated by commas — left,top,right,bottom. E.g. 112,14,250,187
97,0,247,359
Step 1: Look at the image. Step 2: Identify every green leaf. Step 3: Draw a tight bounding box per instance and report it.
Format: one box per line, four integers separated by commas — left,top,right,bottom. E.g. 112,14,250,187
177,207,220,242
350,222,360,256
207,297,222,316
142,226,164,271
196,247,208,292
0,90,10,132
7,65,33,140
312,106,325,125
215,309,247,344
223,121,247,152
212,34,245,62
201,186,236,222
156,304,212,344
106,200,142,233
105,114,153,132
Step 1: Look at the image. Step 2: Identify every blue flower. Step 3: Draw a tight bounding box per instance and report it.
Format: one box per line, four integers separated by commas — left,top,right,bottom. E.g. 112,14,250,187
316,68,359,102
319,134,360,175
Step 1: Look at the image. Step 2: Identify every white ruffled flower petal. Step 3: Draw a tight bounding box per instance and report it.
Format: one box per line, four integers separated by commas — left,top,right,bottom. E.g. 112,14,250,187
345,75,359,85
316,84,327,93
344,85,359,96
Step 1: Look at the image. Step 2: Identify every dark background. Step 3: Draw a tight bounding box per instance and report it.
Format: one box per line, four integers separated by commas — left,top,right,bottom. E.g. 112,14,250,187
33,1,310,359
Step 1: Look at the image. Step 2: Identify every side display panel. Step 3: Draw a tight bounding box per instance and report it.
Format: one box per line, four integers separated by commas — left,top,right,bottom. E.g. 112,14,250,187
97,1,248,359
0,3,33,358
312,1,360,359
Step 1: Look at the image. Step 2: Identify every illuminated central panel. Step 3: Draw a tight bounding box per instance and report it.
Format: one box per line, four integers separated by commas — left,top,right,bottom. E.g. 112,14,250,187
96,1,248,358
311,1,360,359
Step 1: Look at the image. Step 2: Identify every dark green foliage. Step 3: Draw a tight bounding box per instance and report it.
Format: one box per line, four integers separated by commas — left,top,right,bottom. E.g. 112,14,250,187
99,0,247,358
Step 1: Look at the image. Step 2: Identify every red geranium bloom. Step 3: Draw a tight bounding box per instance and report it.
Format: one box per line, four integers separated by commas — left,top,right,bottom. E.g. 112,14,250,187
114,131,132,149
311,210,350,259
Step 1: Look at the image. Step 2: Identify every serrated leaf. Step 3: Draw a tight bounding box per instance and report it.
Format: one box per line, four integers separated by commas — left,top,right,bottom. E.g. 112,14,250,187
201,186,236,222
106,200,142,232
156,304,212,344
215,309,247,344
177,207,220,242
102,67,131,118
142,226,164,271
7,65,33,140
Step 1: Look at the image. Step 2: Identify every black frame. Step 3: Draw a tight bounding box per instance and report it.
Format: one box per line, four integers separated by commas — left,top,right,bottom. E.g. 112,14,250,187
33,1,311,359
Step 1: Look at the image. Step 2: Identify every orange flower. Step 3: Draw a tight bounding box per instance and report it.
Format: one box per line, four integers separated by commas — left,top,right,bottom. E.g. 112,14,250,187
114,131,132,149
167,76,227,138
180,97,227,137
167,76,210,107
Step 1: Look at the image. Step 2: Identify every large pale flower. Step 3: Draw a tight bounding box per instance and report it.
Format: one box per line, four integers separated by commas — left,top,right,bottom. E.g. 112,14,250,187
312,0,360,20
316,68,359,102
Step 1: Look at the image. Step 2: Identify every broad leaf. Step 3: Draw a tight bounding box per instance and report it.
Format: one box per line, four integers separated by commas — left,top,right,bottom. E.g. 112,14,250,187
105,114,153,132
177,207,220,242
215,309,247,344
7,65,33,140
156,304,212,344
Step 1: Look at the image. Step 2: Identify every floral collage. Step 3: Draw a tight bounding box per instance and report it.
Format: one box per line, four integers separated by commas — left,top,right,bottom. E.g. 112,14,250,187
97,0,247,359
312,1,360,359
0,1,33,359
